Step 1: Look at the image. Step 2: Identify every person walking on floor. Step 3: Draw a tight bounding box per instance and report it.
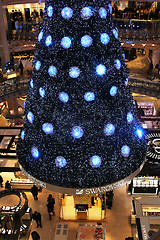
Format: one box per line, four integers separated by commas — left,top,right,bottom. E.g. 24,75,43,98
0,175,3,187
32,211,42,228
31,185,39,200
31,231,40,240
19,60,24,75
46,194,55,220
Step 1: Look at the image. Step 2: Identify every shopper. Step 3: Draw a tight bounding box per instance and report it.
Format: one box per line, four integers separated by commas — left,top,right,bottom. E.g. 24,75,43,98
32,211,42,228
0,175,3,187
31,231,40,240
5,180,11,189
19,60,24,75
46,196,55,220
31,185,39,200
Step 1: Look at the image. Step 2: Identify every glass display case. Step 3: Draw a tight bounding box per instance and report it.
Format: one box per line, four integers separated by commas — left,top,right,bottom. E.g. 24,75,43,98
132,176,159,195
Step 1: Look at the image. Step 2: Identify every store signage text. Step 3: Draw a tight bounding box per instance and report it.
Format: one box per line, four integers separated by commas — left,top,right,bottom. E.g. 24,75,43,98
76,180,124,195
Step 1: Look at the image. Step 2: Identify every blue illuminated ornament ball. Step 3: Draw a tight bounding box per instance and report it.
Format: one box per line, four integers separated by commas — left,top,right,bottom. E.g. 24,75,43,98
55,156,67,168
48,66,57,77
47,6,53,17
125,77,128,86
39,87,45,98
31,147,39,158
110,86,117,96
99,8,107,19
127,112,133,124
136,129,143,138
81,7,93,19
81,35,92,48
35,61,41,71
42,123,54,134
59,92,69,103
30,79,34,88
96,64,106,76
100,33,110,45
108,3,112,14
69,67,80,78
115,59,121,70
45,35,52,46
121,145,130,157
104,123,115,136
27,111,34,124
90,155,101,168
112,28,118,39
72,126,84,139
61,37,71,49
84,92,95,102
61,7,73,19
122,53,125,60
21,130,25,140
38,31,43,42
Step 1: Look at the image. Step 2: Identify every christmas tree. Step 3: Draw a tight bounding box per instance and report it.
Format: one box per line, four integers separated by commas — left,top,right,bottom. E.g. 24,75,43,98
17,0,147,190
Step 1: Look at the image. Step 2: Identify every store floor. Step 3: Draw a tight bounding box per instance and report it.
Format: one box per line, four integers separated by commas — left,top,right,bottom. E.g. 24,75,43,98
0,172,134,240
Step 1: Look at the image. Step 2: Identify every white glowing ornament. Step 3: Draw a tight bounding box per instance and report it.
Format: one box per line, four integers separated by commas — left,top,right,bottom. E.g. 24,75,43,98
90,155,101,168
96,64,106,76
108,3,112,14
99,8,107,18
72,126,84,139
61,37,72,49
69,67,80,78
136,129,143,138
35,61,41,71
127,112,133,124
45,35,52,46
110,86,117,96
100,33,110,45
84,92,95,102
47,6,53,17
55,156,67,168
31,147,39,158
48,66,57,77
125,77,128,86
61,7,73,19
38,31,43,42
42,123,54,134
121,145,130,157
81,7,93,19
104,123,115,136
112,28,118,39
59,92,69,103
21,130,25,140
30,79,34,88
27,111,34,123
81,35,92,48
39,87,45,98
115,59,121,70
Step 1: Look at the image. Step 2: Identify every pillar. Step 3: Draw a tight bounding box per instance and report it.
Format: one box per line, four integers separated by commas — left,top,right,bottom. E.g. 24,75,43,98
0,0,10,65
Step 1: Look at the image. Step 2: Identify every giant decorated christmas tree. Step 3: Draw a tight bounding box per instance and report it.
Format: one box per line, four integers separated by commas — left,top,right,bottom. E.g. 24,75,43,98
17,0,147,192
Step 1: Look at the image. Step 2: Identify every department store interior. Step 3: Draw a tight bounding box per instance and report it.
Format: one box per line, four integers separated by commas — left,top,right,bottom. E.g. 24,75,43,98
0,0,160,240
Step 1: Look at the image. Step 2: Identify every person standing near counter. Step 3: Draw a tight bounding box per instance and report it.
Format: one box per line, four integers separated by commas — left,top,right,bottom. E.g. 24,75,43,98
31,185,39,200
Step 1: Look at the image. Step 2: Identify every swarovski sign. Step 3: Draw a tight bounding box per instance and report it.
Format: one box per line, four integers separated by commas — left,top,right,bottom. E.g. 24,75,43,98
145,132,160,159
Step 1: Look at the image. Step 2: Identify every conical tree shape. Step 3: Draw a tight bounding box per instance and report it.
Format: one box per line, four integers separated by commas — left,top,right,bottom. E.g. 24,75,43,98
17,0,147,191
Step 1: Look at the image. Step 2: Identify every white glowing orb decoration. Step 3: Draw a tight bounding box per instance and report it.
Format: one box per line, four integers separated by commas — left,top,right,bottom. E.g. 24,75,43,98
99,7,107,18
61,37,72,49
30,79,34,88
115,59,121,70
39,87,45,98
110,86,117,96
121,145,130,157
96,64,106,76
35,61,41,71
81,7,93,19
61,7,73,19
59,92,69,103
122,53,125,60
112,28,118,39
38,31,43,42
127,112,133,124
136,129,143,139
72,126,84,139
84,92,95,102
21,130,25,140
27,111,34,124
47,6,53,17
100,33,110,45
108,3,112,14
69,67,80,78
42,123,54,134
55,156,67,168
125,77,128,86
48,66,57,77
104,123,115,136
90,155,101,168
45,35,52,46
31,147,39,158
81,35,93,48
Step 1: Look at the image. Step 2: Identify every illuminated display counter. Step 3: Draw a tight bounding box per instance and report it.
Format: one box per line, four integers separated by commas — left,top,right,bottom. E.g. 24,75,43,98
131,176,159,195
77,224,106,240
10,178,41,191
